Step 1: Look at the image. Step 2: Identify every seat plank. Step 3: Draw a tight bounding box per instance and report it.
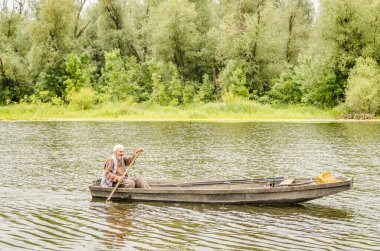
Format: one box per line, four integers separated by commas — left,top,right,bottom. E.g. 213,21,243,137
279,179,295,185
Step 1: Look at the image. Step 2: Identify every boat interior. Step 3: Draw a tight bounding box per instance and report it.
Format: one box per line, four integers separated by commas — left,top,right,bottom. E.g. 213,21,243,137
92,177,326,190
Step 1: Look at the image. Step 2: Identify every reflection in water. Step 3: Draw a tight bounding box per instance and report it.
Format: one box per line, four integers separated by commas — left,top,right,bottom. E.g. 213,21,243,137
192,203,353,220
0,121,379,250
102,204,133,248
87,201,355,250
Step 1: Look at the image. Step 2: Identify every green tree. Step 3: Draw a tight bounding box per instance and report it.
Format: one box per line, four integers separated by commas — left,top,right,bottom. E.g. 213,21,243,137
146,0,199,73
62,53,96,101
209,0,308,97
102,49,139,102
189,0,219,83
361,0,380,62
269,68,302,104
0,34,30,103
197,74,215,102
345,57,380,114
1,0,379,112
27,0,77,98
280,0,313,64
183,81,196,104
220,65,250,98
296,0,367,107
126,57,153,102
97,0,148,61
149,60,183,105
68,87,97,110
0,2,30,103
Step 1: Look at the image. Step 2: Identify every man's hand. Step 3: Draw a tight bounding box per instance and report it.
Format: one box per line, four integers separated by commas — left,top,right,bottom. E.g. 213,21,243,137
136,147,144,154
115,176,124,183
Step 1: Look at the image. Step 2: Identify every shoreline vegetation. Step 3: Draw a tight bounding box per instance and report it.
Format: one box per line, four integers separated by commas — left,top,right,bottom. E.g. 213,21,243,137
1,1,380,122
1,102,378,122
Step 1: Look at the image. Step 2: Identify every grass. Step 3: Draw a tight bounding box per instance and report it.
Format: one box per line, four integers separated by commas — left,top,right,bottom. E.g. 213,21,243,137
0,101,378,122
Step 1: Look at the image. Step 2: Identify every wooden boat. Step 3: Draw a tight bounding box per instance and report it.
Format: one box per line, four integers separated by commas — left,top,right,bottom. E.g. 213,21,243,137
89,177,353,205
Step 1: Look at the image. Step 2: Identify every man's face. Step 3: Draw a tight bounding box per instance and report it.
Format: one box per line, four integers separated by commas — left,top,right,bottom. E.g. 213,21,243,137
115,148,124,160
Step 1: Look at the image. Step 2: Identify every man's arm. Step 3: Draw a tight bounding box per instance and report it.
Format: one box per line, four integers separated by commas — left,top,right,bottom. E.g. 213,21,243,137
124,147,144,166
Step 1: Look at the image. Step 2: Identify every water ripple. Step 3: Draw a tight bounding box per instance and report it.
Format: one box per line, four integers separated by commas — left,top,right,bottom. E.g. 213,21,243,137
1,121,380,250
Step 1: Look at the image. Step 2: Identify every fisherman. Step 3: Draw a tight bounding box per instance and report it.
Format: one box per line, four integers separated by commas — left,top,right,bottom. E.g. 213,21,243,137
101,144,150,188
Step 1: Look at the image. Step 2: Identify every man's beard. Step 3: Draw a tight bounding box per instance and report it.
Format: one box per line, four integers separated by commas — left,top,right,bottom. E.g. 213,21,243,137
117,156,123,160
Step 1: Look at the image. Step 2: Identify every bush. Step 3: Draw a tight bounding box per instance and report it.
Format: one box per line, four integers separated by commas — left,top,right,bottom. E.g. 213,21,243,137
258,95,271,104
345,57,380,114
149,61,184,106
197,74,215,102
296,53,345,108
37,91,50,103
221,91,244,104
168,76,182,105
51,96,63,106
228,68,250,98
301,74,342,108
219,63,250,99
269,70,302,104
62,53,95,101
182,83,196,104
102,49,141,101
68,87,97,110
25,91,51,104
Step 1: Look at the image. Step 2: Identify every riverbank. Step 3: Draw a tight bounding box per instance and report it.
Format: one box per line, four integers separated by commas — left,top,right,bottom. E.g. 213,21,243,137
0,101,378,122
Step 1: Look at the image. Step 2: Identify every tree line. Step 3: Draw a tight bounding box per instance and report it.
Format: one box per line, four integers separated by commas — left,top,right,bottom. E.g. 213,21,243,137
0,0,379,114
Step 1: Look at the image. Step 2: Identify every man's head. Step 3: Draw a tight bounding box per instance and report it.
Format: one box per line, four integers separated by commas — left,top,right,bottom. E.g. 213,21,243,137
113,144,125,160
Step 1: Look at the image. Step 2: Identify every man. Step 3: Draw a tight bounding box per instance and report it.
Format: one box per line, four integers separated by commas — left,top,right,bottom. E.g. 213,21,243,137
101,144,150,188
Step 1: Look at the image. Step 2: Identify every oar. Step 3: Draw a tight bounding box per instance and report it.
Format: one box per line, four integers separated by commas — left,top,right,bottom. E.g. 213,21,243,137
106,152,142,202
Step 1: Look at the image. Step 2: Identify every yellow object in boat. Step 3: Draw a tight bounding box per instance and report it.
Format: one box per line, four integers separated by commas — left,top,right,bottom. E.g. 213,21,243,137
316,171,342,184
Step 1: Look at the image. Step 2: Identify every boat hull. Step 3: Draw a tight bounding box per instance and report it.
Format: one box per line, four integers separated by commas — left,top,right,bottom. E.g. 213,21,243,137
89,177,353,205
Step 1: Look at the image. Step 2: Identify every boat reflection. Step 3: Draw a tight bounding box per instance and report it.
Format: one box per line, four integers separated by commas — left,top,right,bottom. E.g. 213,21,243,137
161,202,354,220
92,199,353,220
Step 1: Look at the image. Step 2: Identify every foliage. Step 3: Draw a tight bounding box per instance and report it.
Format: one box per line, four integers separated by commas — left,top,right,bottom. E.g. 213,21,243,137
269,69,302,104
220,65,250,99
221,91,245,104
345,57,380,114
295,0,380,108
0,0,378,119
149,61,183,106
27,0,77,98
62,53,95,101
294,50,345,108
197,74,215,103
101,49,135,102
182,82,197,104
146,0,199,72
0,34,30,104
68,87,97,110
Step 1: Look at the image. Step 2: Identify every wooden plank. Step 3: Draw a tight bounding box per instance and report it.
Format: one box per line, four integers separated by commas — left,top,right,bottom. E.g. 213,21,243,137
279,179,295,185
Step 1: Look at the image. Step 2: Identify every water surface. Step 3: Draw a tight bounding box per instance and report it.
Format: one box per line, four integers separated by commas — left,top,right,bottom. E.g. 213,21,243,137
0,121,379,250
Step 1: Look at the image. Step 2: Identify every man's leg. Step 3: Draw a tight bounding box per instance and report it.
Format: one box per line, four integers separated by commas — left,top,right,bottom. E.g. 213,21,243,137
119,178,136,188
133,177,151,189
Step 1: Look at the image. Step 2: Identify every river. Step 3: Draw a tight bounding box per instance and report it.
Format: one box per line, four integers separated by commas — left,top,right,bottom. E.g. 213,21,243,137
0,121,379,250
